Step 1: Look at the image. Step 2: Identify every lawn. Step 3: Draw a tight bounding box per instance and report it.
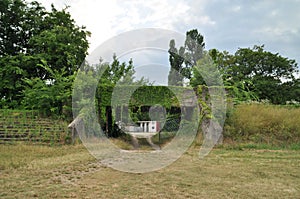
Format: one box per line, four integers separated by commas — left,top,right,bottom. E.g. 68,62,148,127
0,143,299,198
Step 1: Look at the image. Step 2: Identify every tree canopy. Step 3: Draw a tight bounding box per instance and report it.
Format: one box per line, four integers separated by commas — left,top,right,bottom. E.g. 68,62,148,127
168,29,205,86
210,45,299,104
0,0,90,110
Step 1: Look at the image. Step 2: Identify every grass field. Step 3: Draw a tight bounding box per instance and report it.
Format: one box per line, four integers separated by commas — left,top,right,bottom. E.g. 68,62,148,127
0,143,299,199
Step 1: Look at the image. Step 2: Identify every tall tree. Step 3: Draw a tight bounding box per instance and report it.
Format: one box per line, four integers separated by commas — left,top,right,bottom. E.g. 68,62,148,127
168,40,185,86
184,29,205,69
28,5,90,79
0,0,46,56
168,29,205,86
0,0,90,109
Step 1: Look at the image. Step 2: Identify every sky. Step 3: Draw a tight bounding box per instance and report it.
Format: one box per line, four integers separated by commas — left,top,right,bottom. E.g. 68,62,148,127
32,0,300,84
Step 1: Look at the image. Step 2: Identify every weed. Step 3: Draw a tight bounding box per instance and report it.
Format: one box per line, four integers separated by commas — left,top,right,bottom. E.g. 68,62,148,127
224,104,300,145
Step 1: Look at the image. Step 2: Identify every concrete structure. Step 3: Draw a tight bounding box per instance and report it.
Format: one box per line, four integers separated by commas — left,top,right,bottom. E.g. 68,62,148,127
121,121,160,139
138,121,160,133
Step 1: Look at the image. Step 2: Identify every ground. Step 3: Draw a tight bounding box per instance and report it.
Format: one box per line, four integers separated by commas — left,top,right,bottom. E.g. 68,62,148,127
0,143,299,198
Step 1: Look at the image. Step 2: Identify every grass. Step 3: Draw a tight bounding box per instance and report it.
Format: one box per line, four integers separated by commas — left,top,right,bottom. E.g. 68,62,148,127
224,104,300,145
0,143,299,198
217,142,300,151
110,131,177,151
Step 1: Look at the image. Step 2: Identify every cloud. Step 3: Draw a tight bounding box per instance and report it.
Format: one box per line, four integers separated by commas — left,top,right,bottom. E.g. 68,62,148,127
32,0,123,52
32,0,300,65
190,1,299,65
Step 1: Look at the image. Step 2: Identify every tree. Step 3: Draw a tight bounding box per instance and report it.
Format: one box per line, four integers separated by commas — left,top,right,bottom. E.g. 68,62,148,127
168,40,185,86
234,45,297,81
22,62,75,118
0,0,45,56
28,5,90,79
208,49,258,102
190,52,223,87
233,45,298,103
0,54,26,108
168,29,205,86
98,54,135,85
278,78,300,104
210,45,298,104
0,0,90,109
184,29,205,69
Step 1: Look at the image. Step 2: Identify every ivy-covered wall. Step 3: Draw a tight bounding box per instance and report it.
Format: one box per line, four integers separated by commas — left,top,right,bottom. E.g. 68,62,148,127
96,85,198,107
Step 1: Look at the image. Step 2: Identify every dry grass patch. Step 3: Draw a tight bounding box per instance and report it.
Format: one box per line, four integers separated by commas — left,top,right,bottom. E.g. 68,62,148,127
224,104,300,145
0,143,299,198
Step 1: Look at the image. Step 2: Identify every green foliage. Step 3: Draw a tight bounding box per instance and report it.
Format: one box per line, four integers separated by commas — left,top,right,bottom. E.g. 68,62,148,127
168,29,205,86
184,29,205,68
234,45,297,80
234,45,298,104
28,5,90,79
195,85,211,121
226,80,258,103
168,40,185,86
190,52,223,87
280,78,300,104
0,0,90,113
209,49,258,102
99,55,135,85
0,0,45,56
96,84,193,108
73,57,151,136
72,67,100,115
210,45,298,104
22,63,75,119
0,55,26,108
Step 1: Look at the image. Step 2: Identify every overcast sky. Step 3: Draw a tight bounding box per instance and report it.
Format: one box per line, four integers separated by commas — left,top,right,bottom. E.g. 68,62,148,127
32,0,300,83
